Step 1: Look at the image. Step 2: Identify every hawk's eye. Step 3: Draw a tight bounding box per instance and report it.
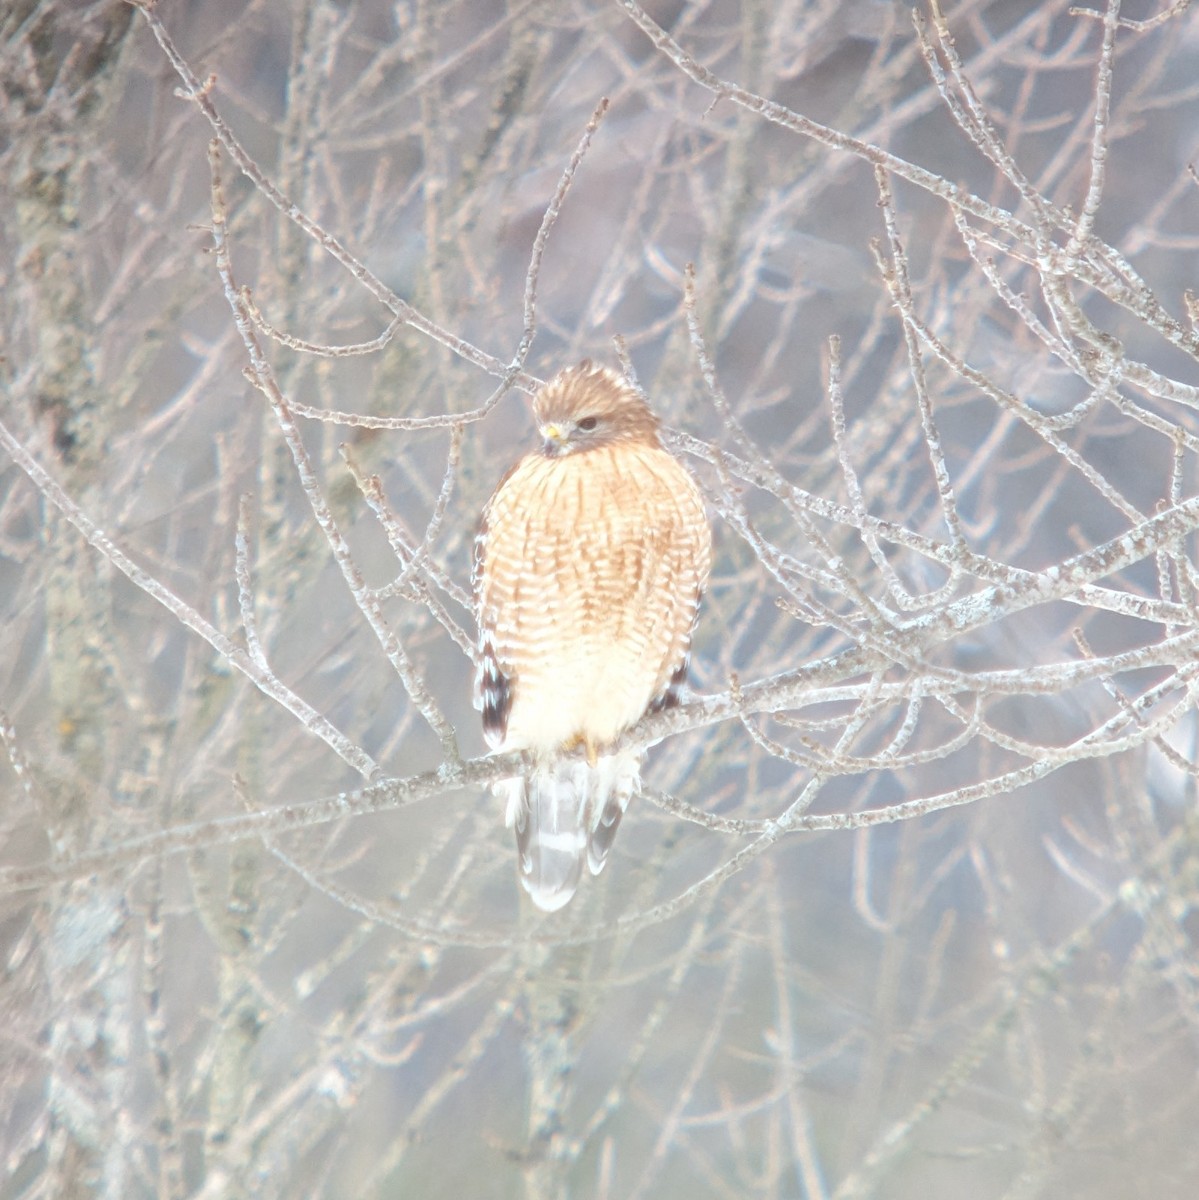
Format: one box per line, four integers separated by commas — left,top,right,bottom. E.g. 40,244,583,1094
577,417,599,432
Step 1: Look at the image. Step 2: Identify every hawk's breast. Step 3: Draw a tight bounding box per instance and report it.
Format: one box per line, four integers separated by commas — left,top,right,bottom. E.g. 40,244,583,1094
478,441,710,755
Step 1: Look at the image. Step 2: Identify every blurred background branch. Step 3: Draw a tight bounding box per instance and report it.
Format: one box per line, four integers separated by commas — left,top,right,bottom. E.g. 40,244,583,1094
3,1,1199,1196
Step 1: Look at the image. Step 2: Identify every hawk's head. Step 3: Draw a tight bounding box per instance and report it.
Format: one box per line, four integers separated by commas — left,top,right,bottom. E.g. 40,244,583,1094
533,361,661,457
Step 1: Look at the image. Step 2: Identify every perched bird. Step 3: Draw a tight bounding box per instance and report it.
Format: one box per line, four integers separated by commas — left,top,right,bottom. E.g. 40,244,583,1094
473,361,712,911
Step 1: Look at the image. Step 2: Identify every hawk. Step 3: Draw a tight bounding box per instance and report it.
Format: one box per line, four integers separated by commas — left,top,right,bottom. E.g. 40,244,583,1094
473,361,712,911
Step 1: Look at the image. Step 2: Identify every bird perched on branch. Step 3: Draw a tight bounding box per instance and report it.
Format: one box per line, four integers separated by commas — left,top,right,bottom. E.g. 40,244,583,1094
473,361,711,911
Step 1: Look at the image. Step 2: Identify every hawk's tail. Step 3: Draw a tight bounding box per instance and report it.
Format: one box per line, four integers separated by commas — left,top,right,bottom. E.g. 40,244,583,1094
499,753,640,912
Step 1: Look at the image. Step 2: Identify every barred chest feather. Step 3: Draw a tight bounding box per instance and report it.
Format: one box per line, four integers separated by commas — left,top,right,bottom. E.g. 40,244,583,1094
477,439,710,757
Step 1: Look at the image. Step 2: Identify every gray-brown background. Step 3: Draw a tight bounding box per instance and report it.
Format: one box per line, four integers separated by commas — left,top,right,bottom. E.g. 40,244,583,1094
3,1,1199,1196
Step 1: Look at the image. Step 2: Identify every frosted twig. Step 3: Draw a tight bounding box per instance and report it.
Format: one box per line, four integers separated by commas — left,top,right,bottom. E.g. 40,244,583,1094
872,166,969,561
208,140,461,759
0,416,378,778
1064,0,1122,256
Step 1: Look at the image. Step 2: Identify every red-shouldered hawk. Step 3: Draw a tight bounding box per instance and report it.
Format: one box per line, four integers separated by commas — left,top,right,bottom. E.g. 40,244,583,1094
474,361,712,911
